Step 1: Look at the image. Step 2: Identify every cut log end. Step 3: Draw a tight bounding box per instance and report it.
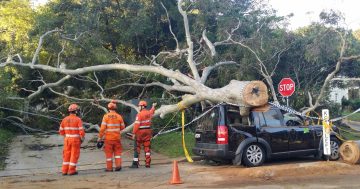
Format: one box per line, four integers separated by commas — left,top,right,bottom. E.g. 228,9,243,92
242,81,269,107
339,140,360,164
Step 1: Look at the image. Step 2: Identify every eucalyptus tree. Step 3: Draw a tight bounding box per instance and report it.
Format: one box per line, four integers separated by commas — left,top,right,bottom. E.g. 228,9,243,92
1,0,273,132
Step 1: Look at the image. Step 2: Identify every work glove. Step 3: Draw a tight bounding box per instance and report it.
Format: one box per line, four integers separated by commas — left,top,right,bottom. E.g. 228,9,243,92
96,139,104,149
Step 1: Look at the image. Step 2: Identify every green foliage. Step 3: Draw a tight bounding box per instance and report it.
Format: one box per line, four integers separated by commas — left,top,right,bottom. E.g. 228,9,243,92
152,131,195,157
338,126,360,140
0,0,35,57
342,112,360,122
342,99,360,112
0,129,14,170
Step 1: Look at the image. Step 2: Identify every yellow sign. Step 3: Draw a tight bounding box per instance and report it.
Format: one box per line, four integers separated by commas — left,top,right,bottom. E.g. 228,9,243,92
322,109,331,156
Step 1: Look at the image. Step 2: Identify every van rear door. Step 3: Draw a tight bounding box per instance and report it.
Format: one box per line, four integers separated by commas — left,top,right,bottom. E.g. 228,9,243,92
195,107,221,144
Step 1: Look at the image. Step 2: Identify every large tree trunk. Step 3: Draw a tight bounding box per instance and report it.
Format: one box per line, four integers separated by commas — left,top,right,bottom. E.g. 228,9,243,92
217,80,269,107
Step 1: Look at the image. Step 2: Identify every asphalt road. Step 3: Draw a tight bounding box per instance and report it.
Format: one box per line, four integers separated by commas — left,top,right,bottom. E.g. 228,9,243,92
2,134,360,188
1,158,360,189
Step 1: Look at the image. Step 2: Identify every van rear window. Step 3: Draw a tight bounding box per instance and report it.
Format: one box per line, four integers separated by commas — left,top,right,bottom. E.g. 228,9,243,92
196,108,218,131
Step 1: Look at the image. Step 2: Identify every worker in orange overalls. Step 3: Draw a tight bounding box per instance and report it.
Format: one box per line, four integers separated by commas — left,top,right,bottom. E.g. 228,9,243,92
59,104,85,176
97,101,126,172
130,100,156,168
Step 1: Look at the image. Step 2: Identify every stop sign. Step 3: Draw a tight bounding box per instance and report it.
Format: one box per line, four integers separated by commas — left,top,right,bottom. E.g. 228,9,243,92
278,78,295,97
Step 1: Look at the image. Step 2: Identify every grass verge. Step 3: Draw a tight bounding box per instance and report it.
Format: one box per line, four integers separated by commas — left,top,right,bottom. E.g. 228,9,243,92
342,111,360,122
152,131,195,158
338,126,360,140
0,129,14,170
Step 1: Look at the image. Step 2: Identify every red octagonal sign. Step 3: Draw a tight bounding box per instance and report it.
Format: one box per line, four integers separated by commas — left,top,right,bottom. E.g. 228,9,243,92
278,78,295,97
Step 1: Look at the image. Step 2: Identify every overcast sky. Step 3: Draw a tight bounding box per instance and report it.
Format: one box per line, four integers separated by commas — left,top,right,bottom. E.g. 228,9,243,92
32,0,360,30
268,0,360,30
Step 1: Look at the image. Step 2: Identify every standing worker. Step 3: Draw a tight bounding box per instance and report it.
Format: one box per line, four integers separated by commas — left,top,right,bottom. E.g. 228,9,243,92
59,104,85,176
130,100,156,168
98,101,126,172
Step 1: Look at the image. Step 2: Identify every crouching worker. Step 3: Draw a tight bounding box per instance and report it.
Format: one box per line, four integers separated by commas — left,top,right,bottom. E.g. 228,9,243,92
59,104,85,176
130,101,156,168
98,101,125,172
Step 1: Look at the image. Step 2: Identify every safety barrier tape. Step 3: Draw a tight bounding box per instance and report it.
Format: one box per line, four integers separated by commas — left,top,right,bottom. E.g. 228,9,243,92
268,102,320,119
330,107,360,122
153,103,222,137
268,102,360,122
181,110,193,163
155,101,360,139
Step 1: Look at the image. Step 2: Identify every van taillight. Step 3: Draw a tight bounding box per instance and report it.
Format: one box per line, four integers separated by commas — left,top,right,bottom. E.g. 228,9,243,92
217,125,228,144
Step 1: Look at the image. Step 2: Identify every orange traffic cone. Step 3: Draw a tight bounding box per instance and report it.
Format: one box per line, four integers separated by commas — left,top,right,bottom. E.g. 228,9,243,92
169,160,182,184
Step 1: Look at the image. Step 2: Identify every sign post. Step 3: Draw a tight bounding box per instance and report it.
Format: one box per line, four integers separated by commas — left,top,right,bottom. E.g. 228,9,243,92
322,109,331,160
278,78,296,106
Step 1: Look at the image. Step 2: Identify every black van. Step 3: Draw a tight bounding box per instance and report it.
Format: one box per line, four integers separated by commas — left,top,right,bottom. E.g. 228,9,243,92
192,103,341,167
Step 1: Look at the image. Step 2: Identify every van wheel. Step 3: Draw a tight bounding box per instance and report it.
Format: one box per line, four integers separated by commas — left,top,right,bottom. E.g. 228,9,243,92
322,138,341,161
242,143,265,167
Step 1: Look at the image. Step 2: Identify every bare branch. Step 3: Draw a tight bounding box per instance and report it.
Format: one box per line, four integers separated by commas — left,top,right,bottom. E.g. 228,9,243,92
200,61,239,83
1,61,198,87
214,19,241,46
341,55,360,61
106,82,195,93
48,88,138,110
32,29,61,65
91,102,108,113
178,0,201,81
307,91,314,107
27,75,71,101
57,42,65,68
60,32,87,42
161,2,179,52
302,30,349,113
202,30,216,57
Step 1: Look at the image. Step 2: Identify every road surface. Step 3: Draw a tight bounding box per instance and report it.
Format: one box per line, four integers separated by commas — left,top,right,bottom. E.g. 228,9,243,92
1,134,360,188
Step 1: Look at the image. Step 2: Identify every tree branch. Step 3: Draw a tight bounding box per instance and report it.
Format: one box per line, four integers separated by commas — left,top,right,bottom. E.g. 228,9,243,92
27,75,71,101
161,2,179,52
178,0,201,81
302,30,349,113
202,30,216,57
200,61,239,83
31,29,61,65
106,82,195,93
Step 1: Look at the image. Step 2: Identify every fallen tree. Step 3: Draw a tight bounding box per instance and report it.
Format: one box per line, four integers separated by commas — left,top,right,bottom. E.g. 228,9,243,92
0,1,271,133
2,1,359,135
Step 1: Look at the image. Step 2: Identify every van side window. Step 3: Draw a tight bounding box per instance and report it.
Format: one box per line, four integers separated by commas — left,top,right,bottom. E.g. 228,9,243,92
227,111,242,126
263,110,282,127
252,112,266,127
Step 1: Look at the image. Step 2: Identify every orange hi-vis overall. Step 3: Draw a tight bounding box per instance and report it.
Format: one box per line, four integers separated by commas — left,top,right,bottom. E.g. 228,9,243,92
59,114,85,175
132,107,155,166
99,111,125,171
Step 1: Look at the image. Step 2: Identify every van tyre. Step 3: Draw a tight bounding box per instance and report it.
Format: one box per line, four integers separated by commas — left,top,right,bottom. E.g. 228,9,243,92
242,143,265,167
322,138,341,161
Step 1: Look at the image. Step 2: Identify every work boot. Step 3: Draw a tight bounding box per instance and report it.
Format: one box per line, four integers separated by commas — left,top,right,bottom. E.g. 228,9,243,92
62,173,67,176
145,165,150,168
68,171,78,176
129,164,138,168
129,162,139,168
115,167,122,171
105,169,113,172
